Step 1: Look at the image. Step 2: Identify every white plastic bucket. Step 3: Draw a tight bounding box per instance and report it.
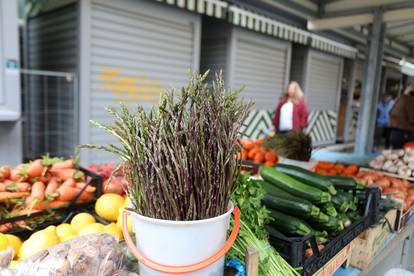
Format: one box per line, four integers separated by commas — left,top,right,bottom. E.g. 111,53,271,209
123,203,236,276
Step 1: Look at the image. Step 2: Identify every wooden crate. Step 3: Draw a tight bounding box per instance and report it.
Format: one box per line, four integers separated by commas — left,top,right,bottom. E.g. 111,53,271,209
349,209,397,270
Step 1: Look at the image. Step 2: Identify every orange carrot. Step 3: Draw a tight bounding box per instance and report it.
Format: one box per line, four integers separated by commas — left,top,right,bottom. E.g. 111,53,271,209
56,186,81,201
76,182,96,193
0,166,11,180
316,161,335,170
0,223,12,233
6,182,31,192
247,147,259,160
33,200,69,210
50,160,75,171
27,159,43,178
264,151,277,162
47,176,59,184
344,164,359,176
13,208,40,217
25,181,45,205
77,191,94,202
9,169,21,181
39,176,49,183
49,169,80,181
61,178,76,188
241,139,255,151
0,192,30,201
45,179,60,196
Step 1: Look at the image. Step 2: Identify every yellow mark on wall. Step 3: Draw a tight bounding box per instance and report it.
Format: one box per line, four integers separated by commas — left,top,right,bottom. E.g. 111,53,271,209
99,67,161,103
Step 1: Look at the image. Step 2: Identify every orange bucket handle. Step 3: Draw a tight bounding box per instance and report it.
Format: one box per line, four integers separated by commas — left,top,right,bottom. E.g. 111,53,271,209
122,207,240,274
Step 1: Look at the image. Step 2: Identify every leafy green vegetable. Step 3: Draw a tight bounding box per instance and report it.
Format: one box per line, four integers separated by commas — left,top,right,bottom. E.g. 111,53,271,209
230,173,270,240
227,173,299,275
230,219,300,276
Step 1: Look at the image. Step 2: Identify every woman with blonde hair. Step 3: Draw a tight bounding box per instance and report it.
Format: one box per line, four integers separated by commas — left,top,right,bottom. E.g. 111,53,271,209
272,81,309,134
389,82,414,148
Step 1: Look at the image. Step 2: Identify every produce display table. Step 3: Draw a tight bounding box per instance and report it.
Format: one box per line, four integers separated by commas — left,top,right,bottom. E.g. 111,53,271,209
335,219,414,276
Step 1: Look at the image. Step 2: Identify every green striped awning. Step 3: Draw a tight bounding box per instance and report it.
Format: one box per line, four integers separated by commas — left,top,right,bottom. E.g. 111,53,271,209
156,0,228,19
155,0,358,58
311,34,358,59
228,6,310,45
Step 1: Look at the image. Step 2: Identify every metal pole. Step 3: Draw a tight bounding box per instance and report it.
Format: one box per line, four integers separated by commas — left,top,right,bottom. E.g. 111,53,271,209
344,60,357,143
355,8,385,154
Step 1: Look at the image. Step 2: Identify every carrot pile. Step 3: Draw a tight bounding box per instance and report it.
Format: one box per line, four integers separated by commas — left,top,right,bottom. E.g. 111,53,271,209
239,138,279,166
314,161,359,177
355,170,414,212
0,156,97,232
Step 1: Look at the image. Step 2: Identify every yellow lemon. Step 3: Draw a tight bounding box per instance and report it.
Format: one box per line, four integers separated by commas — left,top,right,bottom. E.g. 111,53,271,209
5,234,21,259
78,223,105,236
60,234,76,242
0,233,10,251
18,230,59,260
56,224,75,241
95,193,125,221
44,225,57,235
116,211,132,234
103,223,123,240
70,213,96,234
9,260,19,269
123,197,131,208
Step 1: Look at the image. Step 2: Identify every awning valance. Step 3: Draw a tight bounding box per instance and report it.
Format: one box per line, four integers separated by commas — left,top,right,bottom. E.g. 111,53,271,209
228,6,310,45
155,0,228,19
311,35,358,58
155,0,358,58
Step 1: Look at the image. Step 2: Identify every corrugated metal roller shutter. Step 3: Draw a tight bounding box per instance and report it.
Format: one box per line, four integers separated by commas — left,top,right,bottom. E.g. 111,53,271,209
200,19,229,84
305,51,343,111
88,0,200,162
26,4,78,159
232,29,291,110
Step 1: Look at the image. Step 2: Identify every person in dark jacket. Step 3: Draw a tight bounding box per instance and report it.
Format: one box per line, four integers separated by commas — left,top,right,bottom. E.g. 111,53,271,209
272,81,308,134
389,83,414,149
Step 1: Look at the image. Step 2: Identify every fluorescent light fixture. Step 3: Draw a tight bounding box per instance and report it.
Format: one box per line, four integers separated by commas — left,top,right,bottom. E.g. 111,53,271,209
399,59,414,77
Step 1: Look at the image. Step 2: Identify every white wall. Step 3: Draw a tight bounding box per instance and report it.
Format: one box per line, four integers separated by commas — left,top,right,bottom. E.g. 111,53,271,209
0,0,22,165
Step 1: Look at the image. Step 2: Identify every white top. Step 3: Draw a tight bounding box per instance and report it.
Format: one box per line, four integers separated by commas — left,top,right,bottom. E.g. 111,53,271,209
279,100,293,131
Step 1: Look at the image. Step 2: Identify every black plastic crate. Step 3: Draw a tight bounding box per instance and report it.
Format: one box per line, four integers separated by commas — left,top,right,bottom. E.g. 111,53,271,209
268,187,380,276
0,167,103,235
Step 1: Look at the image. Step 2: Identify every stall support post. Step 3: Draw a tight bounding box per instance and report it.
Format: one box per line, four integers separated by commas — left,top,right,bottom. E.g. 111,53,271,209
355,8,385,154
245,248,260,276
344,60,357,143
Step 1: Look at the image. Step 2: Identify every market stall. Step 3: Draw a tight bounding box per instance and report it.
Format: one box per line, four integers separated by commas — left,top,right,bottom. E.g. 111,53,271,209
0,71,412,276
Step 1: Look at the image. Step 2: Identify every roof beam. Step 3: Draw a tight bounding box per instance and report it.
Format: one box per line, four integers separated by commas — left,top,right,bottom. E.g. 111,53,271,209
259,0,316,20
289,0,318,11
308,7,414,30
325,0,410,13
308,14,373,30
383,8,414,21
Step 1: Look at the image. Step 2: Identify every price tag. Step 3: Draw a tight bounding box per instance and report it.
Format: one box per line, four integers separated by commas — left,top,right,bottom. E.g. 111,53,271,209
314,243,351,276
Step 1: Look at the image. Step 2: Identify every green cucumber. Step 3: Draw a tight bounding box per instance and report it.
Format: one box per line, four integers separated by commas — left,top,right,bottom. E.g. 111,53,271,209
316,230,328,238
266,225,286,238
269,210,314,237
319,203,337,217
261,181,320,218
326,175,365,190
332,194,349,213
260,167,331,204
337,213,352,228
275,164,337,195
311,216,344,232
309,211,330,224
347,211,361,222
